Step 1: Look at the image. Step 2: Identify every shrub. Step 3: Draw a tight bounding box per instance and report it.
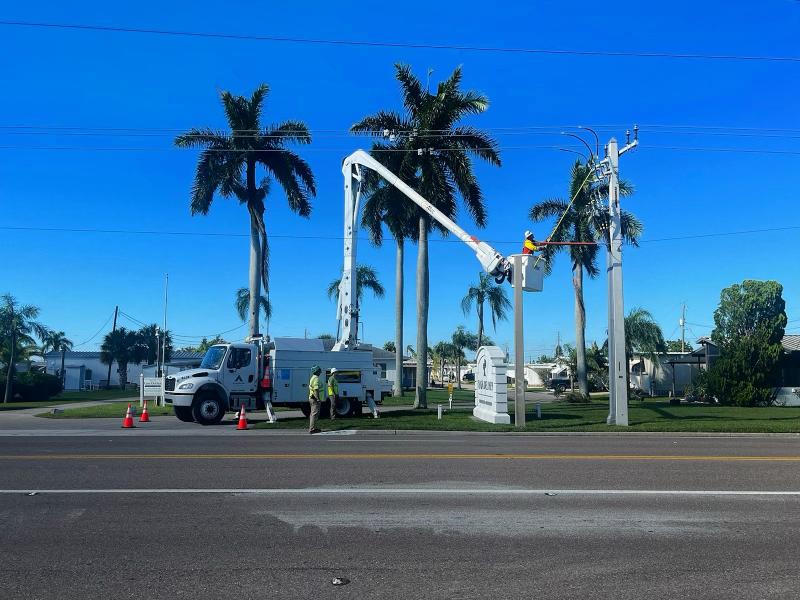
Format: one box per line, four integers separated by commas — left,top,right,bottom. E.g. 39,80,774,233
2,372,63,402
563,391,590,403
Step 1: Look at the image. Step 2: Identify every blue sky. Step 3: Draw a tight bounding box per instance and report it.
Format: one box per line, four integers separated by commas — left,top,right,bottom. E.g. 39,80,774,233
1,1,799,356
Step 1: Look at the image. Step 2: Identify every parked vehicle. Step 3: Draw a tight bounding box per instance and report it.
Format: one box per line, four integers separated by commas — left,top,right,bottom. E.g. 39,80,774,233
547,377,572,393
462,372,475,382
164,337,392,425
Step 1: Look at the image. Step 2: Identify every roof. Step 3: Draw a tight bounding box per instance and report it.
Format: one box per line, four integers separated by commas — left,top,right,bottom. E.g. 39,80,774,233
782,335,800,353
45,350,204,360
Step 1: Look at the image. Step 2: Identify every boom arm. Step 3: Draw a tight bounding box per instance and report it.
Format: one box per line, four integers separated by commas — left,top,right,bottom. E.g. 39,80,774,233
333,149,512,351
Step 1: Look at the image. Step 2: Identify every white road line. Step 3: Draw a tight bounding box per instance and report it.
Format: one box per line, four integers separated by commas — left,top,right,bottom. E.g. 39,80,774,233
2,488,800,496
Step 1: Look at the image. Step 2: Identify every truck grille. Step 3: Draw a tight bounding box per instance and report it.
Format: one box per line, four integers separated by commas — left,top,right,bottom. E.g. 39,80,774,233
165,377,176,392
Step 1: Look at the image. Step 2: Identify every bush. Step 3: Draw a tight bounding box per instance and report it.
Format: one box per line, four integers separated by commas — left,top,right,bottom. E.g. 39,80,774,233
563,391,590,403
0,371,63,402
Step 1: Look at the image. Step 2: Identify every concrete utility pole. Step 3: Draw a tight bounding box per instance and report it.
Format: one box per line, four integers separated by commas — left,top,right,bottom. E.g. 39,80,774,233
513,254,525,427
604,128,638,426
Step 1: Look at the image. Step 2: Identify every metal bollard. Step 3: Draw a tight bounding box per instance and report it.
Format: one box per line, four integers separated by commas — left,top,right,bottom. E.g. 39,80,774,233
437,404,442,420
449,394,453,410
536,402,541,419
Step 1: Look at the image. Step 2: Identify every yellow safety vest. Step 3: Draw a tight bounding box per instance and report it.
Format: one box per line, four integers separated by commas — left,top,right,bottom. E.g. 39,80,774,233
308,374,320,400
327,375,338,396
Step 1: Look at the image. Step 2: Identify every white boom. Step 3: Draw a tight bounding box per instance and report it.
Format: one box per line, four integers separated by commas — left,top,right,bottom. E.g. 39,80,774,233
333,149,514,351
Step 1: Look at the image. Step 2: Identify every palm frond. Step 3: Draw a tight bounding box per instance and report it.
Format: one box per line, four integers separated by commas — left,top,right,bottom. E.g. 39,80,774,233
264,120,312,145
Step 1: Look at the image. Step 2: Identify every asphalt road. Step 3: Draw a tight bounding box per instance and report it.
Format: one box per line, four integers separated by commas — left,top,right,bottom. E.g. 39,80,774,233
2,428,800,599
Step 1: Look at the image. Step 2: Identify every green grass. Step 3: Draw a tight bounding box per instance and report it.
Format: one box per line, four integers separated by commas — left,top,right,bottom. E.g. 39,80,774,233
0,389,136,411
380,388,476,407
37,401,174,419
254,398,800,433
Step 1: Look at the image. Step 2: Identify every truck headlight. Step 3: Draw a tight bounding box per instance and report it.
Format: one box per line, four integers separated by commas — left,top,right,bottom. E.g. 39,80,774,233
178,382,195,390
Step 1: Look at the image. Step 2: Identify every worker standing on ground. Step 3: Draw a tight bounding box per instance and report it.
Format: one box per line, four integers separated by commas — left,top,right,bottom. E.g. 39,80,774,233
327,367,339,420
308,365,322,434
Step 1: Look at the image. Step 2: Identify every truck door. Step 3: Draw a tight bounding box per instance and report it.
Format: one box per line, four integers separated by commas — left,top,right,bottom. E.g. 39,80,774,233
223,346,256,394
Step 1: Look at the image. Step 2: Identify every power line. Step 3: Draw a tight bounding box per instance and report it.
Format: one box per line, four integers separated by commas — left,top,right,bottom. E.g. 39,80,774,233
72,310,115,347
0,143,797,156
1,20,799,63
3,224,800,245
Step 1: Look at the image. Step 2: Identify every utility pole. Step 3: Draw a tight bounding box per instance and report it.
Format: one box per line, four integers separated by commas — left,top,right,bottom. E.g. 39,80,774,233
162,273,169,377
513,254,525,428
680,304,686,353
105,305,118,389
602,127,638,426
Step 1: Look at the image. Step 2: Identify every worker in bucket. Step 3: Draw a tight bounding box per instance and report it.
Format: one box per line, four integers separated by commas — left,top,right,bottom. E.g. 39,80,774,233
522,230,540,255
308,365,322,434
327,367,339,420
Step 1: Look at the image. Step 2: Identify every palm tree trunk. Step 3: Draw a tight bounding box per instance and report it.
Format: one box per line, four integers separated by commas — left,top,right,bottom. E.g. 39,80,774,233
248,213,261,338
119,362,128,390
60,348,66,388
414,215,429,409
393,238,404,397
457,354,462,390
477,302,484,349
4,329,15,403
573,265,589,396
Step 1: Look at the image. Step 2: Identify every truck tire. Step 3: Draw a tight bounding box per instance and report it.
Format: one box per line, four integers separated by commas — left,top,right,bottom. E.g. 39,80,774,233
331,397,355,419
300,403,311,418
173,406,194,422
192,393,225,426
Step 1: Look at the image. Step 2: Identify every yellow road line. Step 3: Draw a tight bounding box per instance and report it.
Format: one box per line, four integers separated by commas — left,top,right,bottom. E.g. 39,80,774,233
3,453,800,462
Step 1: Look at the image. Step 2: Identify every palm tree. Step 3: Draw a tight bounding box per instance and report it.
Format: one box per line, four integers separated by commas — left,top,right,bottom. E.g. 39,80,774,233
175,84,316,338
1,294,48,403
235,287,272,326
352,64,500,408
530,160,642,396
461,272,511,348
624,307,666,393
100,327,146,390
43,330,73,386
358,146,419,399
136,325,173,370
451,326,478,390
326,264,386,310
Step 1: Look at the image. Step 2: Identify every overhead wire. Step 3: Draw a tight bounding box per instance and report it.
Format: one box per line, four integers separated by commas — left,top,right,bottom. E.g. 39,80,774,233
1,20,799,63
71,310,115,347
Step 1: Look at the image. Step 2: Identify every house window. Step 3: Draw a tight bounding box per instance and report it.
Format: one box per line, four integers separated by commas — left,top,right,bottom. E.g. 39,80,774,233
85,369,93,382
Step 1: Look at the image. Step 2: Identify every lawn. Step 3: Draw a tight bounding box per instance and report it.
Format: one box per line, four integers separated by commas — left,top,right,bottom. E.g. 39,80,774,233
254,398,800,433
38,401,174,419
0,388,135,411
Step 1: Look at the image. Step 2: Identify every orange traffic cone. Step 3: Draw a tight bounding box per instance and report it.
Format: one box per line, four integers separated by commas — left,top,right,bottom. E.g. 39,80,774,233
236,405,248,430
122,404,135,429
139,400,150,423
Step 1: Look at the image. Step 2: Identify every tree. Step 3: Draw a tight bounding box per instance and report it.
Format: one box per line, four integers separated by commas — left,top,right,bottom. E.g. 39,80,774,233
196,336,226,354
136,324,173,367
383,341,396,353
622,307,666,393
326,264,385,309
43,330,73,387
175,84,316,338
356,147,419,399
460,272,511,348
352,64,500,408
451,326,478,389
317,334,334,340
665,339,693,352
1,294,48,403
530,160,641,396
100,327,145,389
705,280,787,406
235,287,271,325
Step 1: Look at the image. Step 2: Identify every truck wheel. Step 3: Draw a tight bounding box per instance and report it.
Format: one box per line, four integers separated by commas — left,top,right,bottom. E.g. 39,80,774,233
173,406,194,422
347,400,361,418
300,403,311,418
192,393,224,426
331,397,354,419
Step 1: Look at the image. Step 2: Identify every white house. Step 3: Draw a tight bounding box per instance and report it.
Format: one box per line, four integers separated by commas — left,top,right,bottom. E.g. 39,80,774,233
44,350,205,391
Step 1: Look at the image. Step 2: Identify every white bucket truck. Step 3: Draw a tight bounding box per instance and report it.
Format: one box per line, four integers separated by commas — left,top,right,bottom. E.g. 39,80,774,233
165,337,390,425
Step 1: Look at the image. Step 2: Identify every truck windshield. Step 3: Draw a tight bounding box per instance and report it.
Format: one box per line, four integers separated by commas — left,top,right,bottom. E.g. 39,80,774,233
200,346,227,370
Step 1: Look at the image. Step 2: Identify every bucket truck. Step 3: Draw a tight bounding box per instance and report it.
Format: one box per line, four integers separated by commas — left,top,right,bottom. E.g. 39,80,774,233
164,150,542,424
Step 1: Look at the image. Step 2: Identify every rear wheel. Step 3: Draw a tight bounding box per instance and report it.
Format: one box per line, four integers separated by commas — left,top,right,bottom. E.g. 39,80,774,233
192,393,224,426
331,396,356,418
173,406,194,423
299,403,311,418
